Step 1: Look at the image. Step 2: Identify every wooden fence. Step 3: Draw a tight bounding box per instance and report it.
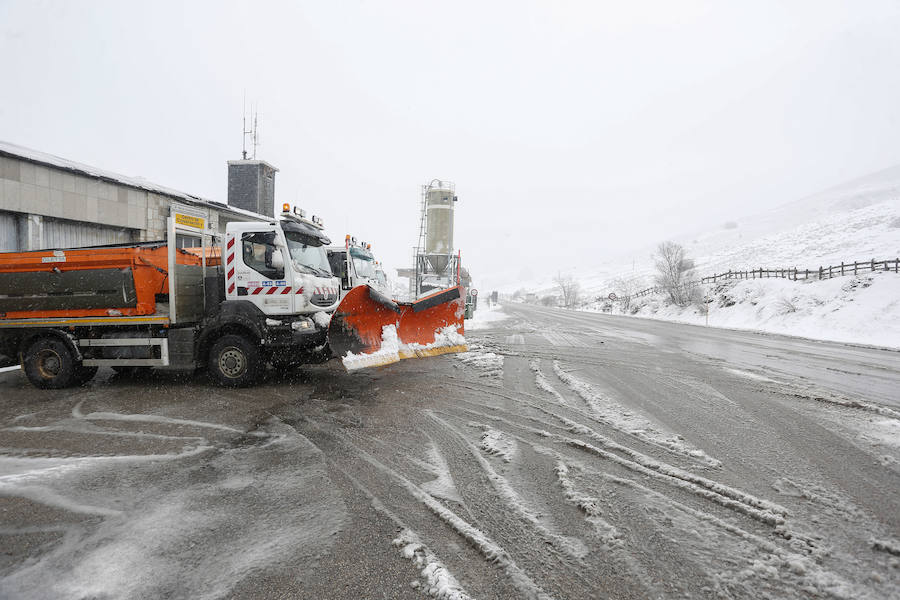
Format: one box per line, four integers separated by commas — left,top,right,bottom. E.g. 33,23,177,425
627,280,701,301
620,257,899,302
700,258,899,283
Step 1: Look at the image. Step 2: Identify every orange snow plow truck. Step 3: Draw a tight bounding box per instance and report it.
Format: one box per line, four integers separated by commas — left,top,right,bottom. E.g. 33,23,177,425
0,204,466,389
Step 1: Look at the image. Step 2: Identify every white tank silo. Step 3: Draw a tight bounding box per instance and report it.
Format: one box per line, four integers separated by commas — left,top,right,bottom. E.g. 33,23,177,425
424,181,456,274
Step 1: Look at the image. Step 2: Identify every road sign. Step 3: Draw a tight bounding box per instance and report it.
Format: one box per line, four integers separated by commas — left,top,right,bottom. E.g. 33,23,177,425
471,288,478,296
608,292,617,300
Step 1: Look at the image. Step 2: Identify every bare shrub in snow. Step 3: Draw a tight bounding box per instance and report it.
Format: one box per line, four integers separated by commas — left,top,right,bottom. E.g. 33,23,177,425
889,216,900,229
653,241,695,307
539,295,557,307
774,296,798,315
610,277,642,311
691,286,709,314
553,272,581,309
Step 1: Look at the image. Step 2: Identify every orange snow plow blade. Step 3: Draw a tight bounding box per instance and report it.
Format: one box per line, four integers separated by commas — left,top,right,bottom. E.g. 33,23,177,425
327,285,467,370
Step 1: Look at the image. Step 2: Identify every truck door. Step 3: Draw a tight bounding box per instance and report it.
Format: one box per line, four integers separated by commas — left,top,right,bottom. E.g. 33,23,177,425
226,230,293,315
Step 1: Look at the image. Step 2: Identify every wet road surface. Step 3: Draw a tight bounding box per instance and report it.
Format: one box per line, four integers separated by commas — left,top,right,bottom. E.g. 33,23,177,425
1,303,898,599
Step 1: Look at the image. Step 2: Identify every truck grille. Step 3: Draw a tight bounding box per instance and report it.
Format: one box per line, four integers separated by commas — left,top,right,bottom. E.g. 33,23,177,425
311,293,337,307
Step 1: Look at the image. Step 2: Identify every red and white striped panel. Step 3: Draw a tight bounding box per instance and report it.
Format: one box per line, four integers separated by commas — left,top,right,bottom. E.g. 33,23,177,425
247,287,305,295
225,235,236,295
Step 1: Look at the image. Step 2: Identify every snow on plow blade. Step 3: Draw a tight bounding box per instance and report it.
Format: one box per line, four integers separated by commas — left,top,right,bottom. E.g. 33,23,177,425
327,285,467,371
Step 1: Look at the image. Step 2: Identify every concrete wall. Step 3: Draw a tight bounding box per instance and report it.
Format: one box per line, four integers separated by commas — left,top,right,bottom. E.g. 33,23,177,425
0,154,241,251
0,155,146,230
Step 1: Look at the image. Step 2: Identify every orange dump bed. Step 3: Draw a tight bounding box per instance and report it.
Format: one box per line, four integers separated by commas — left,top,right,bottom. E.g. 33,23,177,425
0,244,220,320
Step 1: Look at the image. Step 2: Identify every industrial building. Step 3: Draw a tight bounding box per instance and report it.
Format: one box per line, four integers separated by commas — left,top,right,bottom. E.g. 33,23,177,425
0,141,277,252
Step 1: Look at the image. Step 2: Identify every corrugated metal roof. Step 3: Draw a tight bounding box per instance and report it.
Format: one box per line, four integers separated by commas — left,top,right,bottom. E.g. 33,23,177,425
0,140,267,222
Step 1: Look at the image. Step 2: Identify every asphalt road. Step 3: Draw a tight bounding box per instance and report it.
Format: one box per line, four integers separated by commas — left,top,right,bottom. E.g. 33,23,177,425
0,304,898,599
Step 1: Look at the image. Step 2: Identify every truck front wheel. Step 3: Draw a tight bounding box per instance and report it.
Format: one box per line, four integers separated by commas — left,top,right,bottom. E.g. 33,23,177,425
208,334,262,387
22,337,78,389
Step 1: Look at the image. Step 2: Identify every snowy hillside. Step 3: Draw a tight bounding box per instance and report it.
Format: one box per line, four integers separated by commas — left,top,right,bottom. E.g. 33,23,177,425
511,164,900,349
678,163,900,273
503,163,900,300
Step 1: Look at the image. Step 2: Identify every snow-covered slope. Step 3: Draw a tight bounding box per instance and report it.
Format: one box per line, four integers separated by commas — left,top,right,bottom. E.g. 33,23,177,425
594,272,900,350
679,163,900,272
692,201,899,280
514,164,900,348
508,163,900,301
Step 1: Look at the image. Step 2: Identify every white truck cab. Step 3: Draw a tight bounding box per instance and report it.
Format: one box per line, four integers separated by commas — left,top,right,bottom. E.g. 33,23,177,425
327,236,390,298
225,209,339,317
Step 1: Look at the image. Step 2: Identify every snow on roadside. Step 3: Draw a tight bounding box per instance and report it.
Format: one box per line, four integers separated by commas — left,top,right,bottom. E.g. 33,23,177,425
465,303,510,331
595,272,900,350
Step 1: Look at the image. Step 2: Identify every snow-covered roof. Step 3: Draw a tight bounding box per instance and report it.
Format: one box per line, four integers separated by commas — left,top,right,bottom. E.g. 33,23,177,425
0,140,267,221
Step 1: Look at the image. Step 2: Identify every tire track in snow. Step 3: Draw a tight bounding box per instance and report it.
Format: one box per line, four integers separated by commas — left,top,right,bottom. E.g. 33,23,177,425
438,410,732,597
427,412,589,560
553,462,622,546
455,364,890,591
71,399,252,435
0,420,346,600
550,360,721,467
335,468,475,600
580,467,868,600
526,439,869,600
452,372,717,472
474,426,517,463
302,421,556,600
448,376,789,525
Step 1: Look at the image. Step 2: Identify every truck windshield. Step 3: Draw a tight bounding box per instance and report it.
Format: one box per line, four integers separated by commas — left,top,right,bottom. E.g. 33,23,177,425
285,232,332,276
352,256,376,278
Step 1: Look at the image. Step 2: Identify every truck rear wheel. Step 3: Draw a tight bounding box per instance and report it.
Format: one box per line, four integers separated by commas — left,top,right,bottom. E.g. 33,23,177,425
22,337,78,389
208,334,262,387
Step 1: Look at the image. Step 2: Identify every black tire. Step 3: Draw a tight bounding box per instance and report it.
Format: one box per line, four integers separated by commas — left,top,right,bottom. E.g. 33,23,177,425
208,334,262,387
22,337,78,389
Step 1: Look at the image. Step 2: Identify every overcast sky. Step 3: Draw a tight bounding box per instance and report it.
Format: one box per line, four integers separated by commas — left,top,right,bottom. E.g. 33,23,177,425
2,0,899,290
